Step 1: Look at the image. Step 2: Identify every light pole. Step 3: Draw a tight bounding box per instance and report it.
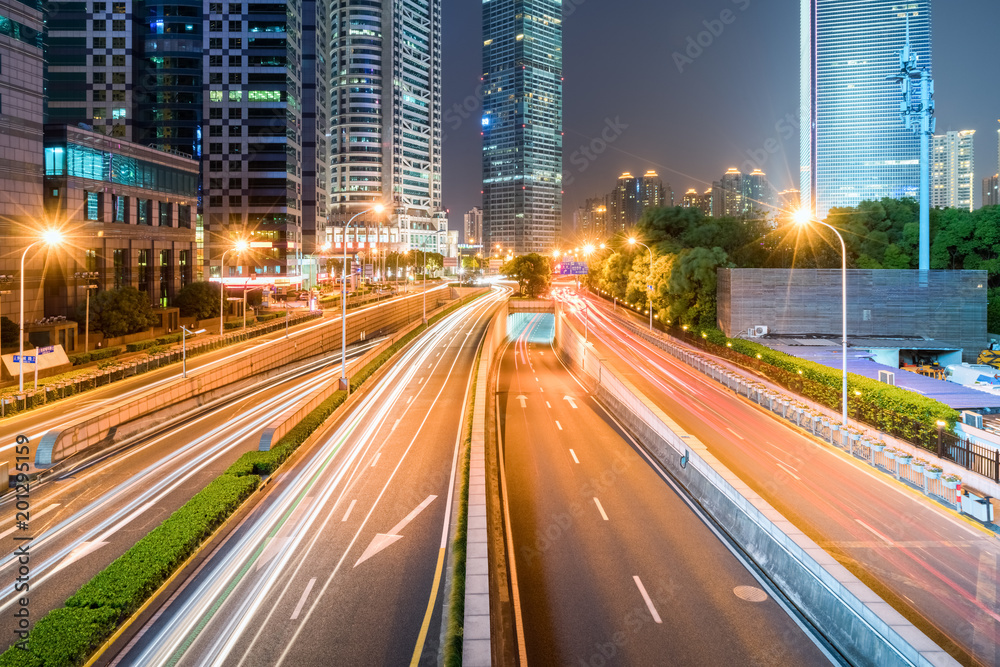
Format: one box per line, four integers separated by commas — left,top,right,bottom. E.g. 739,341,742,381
19,231,63,392
180,326,206,378
795,209,849,439
627,237,654,331
74,272,99,354
340,203,385,392
218,240,249,336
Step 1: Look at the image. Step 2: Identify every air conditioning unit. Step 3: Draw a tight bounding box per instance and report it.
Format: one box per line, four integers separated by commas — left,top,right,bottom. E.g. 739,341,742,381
753,325,768,337
878,370,895,386
962,411,984,430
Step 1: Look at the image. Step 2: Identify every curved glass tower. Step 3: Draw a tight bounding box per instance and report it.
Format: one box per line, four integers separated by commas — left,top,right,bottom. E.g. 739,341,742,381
800,0,932,219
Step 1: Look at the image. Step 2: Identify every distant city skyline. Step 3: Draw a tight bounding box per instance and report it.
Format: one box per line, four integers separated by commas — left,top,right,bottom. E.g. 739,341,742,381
441,0,1000,235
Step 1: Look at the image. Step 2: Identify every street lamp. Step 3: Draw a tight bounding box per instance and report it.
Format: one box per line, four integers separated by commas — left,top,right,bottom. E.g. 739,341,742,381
74,272,99,354
19,231,63,392
340,203,385,393
627,237,654,331
795,209,849,440
179,326,206,378
219,239,249,336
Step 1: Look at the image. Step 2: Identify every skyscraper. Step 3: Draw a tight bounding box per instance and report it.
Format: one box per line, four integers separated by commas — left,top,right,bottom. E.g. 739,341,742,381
607,172,640,233
982,175,999,208
931,130,975,211
639,170,671,210
801,1,932,218
464,207,483,245
328,0,448,262
712,168,744,218
482,0,563,255
744,169,775,214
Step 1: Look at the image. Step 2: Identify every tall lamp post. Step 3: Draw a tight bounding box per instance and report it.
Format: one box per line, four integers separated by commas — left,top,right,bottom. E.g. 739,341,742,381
795,209,849,439
218,240,249,336
179,326,206,378
74,272,99,353
19,231,63,392
340,203,385,392
627,237,654,331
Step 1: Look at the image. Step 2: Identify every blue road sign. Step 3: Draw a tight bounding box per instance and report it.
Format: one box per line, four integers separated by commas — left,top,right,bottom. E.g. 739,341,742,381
559,262,589,276
38,346,54,354
12,355,35,363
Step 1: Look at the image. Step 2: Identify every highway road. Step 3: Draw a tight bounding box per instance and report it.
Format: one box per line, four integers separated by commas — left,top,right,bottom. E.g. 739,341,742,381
0,336,389,647
498,313,834,666
108,287,508,667
0,284,453,470
556,288,1000,666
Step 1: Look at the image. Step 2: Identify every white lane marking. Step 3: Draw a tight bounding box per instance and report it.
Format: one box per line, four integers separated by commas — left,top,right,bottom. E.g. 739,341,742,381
418,377,424,384
634,576,662,623
855,519,895,546
436,353,440,357
427,364,432,369
391,419,400,432
594,498,609,521
539,387,544,393
0,504,60,540
406,396,413,404
546,401,552,408
535,377,539,382
370,452,381,467
776,462,801,481
290,578,316,620
725,427,744,439
555,421,563,431
570,449,580,464
342,500,357,522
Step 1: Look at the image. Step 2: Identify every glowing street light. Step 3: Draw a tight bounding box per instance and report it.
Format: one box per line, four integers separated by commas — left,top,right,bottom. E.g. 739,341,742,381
19,230,64,392
795,208,849,439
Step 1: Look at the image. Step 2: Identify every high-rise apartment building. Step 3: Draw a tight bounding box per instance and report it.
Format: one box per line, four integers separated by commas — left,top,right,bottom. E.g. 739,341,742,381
482,0,562,255
607,172,641,233
712,168,744,218
983,175,999,208
328,0,448,263
639,170,671,210
744,169,774,214
580,197,607,239
464,207,483,245
801,1,932,218
681,189,699,209
931,130,975,211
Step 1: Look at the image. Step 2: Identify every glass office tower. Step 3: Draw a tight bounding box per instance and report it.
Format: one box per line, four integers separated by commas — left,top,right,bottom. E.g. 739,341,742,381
800,0,932,219
482,0,562,255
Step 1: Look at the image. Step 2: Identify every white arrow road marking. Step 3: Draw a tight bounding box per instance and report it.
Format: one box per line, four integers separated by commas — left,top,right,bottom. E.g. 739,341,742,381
564,396,578,409
354,495,437,567
53,540,108,574
0,504,60,540
516,395,528,408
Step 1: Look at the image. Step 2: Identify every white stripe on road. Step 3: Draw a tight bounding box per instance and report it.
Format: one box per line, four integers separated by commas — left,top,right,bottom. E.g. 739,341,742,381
418,377,423,384
856,519,895,546
776,462,801,481
290,578,316,620
569,449,579,464
725,427,744,440
555,421,563,431
406,396,412,404
634,576,662,623
370,452,381,467
391,419,400,432
342,500,357,523
594,498,608,521
546,401,551,408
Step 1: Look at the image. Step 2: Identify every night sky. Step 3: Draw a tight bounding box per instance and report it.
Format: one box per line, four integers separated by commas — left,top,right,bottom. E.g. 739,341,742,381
441,0,1000,235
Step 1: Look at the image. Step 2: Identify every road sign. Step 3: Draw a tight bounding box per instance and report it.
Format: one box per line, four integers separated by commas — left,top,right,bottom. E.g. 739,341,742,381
364,264,374,277
12,355,35,363
38,346,54,354
489,258,503,269
559,261,589,276
443,257,458,268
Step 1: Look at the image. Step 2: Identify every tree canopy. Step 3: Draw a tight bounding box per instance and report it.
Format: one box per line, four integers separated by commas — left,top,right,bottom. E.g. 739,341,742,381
174,282,222,319
87,287,157,338
502,253,551,298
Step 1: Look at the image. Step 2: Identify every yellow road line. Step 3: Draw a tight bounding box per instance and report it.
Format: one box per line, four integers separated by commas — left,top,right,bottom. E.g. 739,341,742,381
409,546,446,666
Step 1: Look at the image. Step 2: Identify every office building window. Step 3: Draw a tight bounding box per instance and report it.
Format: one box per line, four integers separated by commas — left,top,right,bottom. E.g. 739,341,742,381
178,204,191,228
137,249,151,294
158,201,172,227
112,194,127,222
137,199,150,225
112,248,128,289
85,191,101,220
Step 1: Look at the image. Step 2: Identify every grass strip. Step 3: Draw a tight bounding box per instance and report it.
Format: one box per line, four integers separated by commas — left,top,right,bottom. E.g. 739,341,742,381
0,291,487,667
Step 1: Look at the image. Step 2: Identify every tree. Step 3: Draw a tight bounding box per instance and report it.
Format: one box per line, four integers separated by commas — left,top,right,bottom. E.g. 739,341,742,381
502,254,551,297
88,287,157,338
174,282,222,319
0,317,16,349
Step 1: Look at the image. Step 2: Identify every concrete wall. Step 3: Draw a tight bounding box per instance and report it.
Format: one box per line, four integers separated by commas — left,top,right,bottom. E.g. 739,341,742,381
553,303,956,667
718,269,987,362
35,288,459,466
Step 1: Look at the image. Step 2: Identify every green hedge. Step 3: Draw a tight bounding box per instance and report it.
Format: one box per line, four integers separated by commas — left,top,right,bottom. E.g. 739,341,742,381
256,311,286,322
155,334,182,345
68,347,121,366
125,340,158,353
687,326,959,432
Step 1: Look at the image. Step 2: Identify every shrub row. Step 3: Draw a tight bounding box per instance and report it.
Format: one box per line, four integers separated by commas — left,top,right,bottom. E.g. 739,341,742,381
0,294,487,666
67,347,122,366
256,310,286,322
691,327,960,429
223,319,255,330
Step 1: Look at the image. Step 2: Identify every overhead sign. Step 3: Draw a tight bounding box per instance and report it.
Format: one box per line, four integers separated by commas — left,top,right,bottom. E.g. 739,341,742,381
364,264,374,277
559,262,589,276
